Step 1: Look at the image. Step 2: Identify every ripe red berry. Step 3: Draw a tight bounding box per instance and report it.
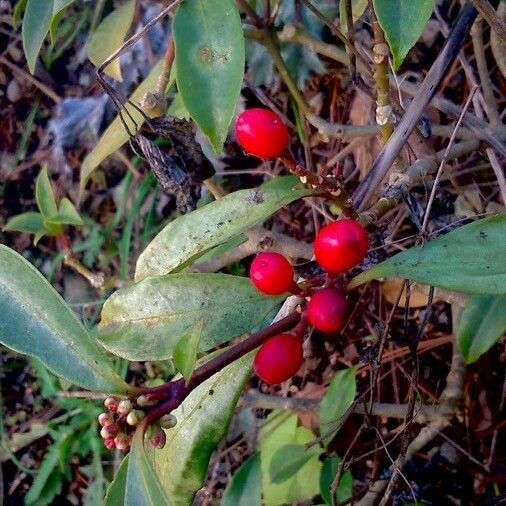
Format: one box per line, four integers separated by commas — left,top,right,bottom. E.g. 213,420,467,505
249,251,295,295
314,219,369,273
307,288,348,333
254,333,303,384
235,108,290,159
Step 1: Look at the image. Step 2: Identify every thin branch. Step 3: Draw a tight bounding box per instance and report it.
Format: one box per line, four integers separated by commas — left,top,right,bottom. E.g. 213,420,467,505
352,3,479,210
471,0,506,40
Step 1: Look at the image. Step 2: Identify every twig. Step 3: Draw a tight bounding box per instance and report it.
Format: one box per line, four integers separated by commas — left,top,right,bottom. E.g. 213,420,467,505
371,6,394,143
471,0,506,40
352,3,479,210
343,0,357,80
420,85,479,234
0,56,61,103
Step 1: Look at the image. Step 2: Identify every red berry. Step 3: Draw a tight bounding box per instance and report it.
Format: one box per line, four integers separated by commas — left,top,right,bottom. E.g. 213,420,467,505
254,333,303,384
307,288,348,333
249,251,295,295
235,108,290,159
314,219,369,273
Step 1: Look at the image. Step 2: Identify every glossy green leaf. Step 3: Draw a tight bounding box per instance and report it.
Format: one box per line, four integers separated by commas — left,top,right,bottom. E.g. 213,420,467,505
80,60,163,192
221,453,262,506
457,295,506,364
269,444,319,484
88,0,135,81
348,215,506,295
173,0,244,152
124,430,170,506
104,455,129,506
35,166,58,218
22,0,54,73
259,412,321,506
50,0,75,41
44,198,83,226
319,455,353,505
3,212,45,234
155,354,252,506
320,367,357,437
0,245,128,393
373,0,435,69
173,319,204,384
99,273,281,361
135,176,315,280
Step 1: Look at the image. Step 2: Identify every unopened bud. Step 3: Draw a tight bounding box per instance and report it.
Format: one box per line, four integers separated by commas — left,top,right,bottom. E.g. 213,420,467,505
104,438,116,450
98,412,113,427
136,394,158,408
159,414,177,429
126,409,145,427
104,397,119,412
117,399,133,416
114,433,130,452
150,427,167,449
100,423,119,439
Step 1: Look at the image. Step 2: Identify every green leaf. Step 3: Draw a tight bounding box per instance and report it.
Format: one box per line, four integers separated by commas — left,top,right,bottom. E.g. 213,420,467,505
3,212,45,234
155,354,252,505
87,0,135,81
36,166,58,218
13,0,28,27
50,0,75,42
173,0,245,152
348,215,506,295
99,273,282,361
173,319,204,384
44,198,84,226
269,444,319,484
373,0,435,69
22,0,54,74
0,245,129,393
104,455,129,506
80,60,163,192
259,412,321,506
457,295,506,364
320,367,357,438
125,430,170,506
135,176,315,280
221,453,262,506
340,0,368,35
319,455,353,505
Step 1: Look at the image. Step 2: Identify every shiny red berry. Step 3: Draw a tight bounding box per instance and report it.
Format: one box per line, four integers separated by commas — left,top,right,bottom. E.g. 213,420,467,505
254,333,303,384
104,438,116,450
249,251,295,295
235,108,290,159
314,219,369,273
307,288,348,333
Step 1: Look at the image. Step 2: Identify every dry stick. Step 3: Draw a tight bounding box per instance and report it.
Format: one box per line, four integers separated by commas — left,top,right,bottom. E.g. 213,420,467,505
344,0,357,80
420,85,479,234
297,0,370,72
352,2,479,211
471,18,506,205
0,56,61,103
278,24,505,152
471,0,506,40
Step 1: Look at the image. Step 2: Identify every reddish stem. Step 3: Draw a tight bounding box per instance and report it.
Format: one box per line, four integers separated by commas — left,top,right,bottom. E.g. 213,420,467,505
138,312,301,424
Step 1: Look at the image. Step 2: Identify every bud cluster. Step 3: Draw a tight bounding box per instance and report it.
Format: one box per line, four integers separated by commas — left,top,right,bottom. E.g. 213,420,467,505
98,395,177,453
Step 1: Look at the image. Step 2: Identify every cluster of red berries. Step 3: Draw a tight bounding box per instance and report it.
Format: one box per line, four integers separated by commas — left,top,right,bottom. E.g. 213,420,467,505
249,219,368,385
236,108,368,385
98,395,176,452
